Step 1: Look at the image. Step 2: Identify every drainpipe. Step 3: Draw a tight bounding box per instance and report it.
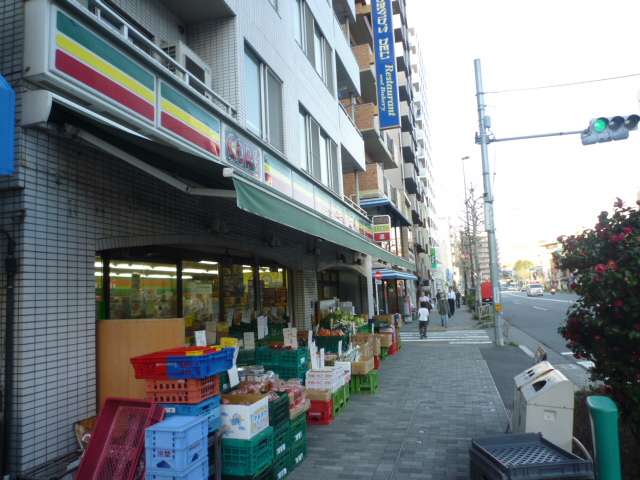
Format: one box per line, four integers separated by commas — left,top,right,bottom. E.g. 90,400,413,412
1,227,17,476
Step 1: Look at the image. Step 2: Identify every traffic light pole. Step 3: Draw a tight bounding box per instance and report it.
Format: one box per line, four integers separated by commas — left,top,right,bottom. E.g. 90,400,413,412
474,59,504,347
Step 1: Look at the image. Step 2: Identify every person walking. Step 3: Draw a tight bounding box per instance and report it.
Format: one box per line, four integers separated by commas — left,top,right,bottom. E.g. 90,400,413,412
446,287,456,317
417,301,431,338
436,291,450,327
455,289,461,309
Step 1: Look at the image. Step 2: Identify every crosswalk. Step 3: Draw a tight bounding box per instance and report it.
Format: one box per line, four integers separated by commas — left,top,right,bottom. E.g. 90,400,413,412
400,329,492,345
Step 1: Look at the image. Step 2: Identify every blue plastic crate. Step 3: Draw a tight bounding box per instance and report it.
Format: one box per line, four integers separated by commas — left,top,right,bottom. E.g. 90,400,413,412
166,348,234,379
146,456,209,480
160,396,221,433
146,416,208,451
146,432,207,472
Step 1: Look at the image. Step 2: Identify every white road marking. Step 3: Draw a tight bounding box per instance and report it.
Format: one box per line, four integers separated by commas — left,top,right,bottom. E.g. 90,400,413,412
532,306,547,310
400,330,492,345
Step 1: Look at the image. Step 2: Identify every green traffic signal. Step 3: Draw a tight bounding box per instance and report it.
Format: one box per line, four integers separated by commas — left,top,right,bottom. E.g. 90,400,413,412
593,117,608,132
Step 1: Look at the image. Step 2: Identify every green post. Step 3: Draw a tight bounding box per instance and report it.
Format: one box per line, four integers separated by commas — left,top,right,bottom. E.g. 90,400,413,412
586,396,622,480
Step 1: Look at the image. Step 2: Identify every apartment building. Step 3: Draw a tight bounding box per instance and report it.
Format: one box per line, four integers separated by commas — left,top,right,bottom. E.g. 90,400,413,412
0,0,424,473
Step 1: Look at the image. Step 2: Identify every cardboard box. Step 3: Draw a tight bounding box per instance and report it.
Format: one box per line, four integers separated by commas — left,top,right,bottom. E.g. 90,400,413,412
220,393,269,440
351,356,374,375
373,337,381,356
374,333,393,348
304,388,332,402
350,333,373,344
305,368,343,392
352,342,372,357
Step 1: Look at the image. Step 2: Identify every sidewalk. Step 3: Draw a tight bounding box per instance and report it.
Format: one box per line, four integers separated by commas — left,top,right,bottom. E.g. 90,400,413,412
287,307,529,480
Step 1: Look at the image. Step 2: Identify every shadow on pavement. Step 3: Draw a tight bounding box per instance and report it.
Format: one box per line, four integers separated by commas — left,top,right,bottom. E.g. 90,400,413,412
481,345,534,414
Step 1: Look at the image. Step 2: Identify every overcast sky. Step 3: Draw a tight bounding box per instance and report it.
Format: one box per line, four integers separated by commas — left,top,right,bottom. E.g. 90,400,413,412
407,0,640,262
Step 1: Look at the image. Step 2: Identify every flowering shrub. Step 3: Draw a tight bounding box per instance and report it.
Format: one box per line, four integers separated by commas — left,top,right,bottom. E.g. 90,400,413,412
554,198,640,431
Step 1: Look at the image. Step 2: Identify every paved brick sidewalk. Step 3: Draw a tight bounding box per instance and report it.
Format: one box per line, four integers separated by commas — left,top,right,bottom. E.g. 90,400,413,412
287,308,508,480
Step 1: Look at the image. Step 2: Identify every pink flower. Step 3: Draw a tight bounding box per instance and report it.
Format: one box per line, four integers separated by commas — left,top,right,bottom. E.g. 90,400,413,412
615,198,624,208
610,235,619,243
570,282,577,290
607,260,617,271
624,227,633,234
595,264,607,274
634,324,640,331
557,235,564,242
614,299,624,308
599,231,608,238
595,277,603,283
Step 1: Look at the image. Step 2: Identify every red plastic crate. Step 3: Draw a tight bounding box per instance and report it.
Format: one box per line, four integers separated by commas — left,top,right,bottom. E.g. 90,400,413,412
130,347,231,380
374,356,380,370
388,343,398,355
75,397,166,480
145,375,220,404
305,399,333,425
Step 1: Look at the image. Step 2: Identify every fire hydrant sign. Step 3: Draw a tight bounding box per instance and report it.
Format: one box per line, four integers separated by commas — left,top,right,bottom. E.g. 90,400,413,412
372,215,391,242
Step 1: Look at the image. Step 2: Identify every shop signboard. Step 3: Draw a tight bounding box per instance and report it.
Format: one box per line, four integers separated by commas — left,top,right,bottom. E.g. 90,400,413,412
430,248,437,268
224,126,262,179
372,215,391,242
372,0,400,129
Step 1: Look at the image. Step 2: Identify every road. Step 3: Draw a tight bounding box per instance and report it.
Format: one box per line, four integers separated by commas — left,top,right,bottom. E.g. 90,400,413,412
496,290,594,390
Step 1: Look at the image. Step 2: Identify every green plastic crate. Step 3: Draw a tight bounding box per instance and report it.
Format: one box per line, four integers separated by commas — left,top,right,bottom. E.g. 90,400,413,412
269,391,291,429
273,422,291,459
290,440,307,470
380,346,389,360
351,370,378,395
237,348,256,366
222,426,274,477
332,386,345,417
312,334,350,353
342,380,351,407
356,323,373,334
289,414,306,449
271,450,290,480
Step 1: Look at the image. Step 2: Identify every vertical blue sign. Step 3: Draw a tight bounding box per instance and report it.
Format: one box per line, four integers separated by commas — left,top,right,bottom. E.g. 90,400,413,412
0,75,15,176
372,0,400,130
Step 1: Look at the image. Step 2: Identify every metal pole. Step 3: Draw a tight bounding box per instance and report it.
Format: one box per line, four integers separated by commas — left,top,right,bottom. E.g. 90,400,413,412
474,59,504,346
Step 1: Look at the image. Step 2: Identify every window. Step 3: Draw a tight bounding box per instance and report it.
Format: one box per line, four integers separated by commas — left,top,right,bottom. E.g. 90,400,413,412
300,107,340,194
244,47,284,152
295,0,334,93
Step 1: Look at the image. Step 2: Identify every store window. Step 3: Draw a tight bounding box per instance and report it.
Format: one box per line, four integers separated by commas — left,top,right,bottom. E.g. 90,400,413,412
258,266,289,324
244,46,284,152
183,260,220,342
108,260,178,319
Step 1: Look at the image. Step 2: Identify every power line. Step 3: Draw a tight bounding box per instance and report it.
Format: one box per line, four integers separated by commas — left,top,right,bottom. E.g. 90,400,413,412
485,73,640,94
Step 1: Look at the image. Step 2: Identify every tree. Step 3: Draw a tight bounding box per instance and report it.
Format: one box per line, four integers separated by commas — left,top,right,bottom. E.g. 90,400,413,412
554,198,640,440
514,259,534,280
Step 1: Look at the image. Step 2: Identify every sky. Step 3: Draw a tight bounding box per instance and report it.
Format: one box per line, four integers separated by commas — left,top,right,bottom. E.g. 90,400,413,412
406,0,640,264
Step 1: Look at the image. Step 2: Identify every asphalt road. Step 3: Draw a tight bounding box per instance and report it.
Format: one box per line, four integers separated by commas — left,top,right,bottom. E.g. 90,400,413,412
489,290,594,391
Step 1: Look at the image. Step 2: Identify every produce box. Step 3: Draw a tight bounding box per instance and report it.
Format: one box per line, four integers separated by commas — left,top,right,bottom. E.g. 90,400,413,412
305,368,343,393
352,342,372,357
373,337,381,356
220,394,269,440
350,333,373,344
374,333,393,348
351,357,374,376
304,388,332,402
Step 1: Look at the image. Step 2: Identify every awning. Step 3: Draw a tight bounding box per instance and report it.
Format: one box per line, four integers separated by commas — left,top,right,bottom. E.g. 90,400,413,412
232,174,415,270
359,197,412,226
372,268,418,280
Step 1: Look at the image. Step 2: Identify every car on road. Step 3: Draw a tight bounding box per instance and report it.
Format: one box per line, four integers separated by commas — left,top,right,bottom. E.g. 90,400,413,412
526,283,544,297
508,286,519,291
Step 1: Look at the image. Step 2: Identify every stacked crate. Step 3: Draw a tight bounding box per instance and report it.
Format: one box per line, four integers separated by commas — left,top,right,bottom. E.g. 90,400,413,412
255,346,309,381
270,392,291,480
130,346,235,480
145,416,209,480
289,409,307,474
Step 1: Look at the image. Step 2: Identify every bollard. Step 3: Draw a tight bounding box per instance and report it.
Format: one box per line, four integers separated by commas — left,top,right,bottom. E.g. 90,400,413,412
586,396,622,480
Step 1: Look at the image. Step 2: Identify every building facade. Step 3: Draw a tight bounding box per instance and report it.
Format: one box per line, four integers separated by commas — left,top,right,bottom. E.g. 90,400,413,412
0,0,431,474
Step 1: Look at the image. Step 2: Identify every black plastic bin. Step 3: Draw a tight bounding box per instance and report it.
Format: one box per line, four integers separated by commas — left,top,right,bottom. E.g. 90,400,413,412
469,433,594,480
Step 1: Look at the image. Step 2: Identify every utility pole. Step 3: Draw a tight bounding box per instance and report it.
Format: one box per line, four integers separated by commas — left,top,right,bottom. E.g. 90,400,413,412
474,59,504,346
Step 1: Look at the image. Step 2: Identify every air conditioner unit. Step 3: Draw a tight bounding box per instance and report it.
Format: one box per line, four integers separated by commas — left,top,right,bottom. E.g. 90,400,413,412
161,41,211,96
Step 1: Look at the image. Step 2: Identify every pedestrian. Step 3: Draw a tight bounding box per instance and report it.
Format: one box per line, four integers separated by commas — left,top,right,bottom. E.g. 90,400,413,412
447,287,456,317
455,289,461,309
436,291,450,327
417,301,431,338
419,290,432,310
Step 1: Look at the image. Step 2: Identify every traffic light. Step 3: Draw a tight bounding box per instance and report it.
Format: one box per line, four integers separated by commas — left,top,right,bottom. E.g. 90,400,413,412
581,115,640,145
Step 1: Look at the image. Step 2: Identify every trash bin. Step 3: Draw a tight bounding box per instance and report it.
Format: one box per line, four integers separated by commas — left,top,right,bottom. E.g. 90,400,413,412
512,369,575,451
514,360,554,390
